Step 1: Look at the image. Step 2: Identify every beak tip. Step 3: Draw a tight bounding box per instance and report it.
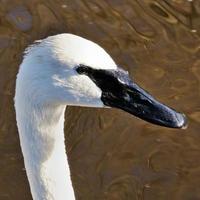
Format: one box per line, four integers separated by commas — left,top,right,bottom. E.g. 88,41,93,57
177,113,188,129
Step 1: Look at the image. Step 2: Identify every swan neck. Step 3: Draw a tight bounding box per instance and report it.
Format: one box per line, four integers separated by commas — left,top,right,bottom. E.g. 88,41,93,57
15,103,75,200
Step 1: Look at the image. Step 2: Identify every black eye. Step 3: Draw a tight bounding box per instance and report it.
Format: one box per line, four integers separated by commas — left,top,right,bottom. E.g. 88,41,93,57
76,64,90,75
75,64,125,96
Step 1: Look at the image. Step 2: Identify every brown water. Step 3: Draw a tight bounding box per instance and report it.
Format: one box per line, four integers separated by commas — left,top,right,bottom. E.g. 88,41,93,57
0,0,200,199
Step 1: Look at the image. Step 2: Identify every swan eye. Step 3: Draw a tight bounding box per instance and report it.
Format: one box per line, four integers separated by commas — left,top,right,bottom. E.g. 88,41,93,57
75,64,90,75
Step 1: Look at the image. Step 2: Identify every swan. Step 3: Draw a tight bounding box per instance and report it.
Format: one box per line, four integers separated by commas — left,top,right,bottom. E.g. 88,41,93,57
14,33,187,200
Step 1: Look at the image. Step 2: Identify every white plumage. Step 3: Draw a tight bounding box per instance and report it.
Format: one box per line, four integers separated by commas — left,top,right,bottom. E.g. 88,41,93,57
14,33,187,200
15,34,117,200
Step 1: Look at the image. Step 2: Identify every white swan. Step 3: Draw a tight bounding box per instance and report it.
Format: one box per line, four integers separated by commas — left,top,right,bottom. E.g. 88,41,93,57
14,33,187,200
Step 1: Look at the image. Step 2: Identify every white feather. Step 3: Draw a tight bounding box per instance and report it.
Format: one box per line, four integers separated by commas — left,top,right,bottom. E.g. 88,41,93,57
15,33,117,200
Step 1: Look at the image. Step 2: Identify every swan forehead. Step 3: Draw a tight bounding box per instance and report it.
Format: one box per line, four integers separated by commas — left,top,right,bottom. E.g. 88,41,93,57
45,34,117,70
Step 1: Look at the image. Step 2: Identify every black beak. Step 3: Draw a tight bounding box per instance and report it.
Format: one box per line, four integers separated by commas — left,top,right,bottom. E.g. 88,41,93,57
102,81,187,129
76,65,187,129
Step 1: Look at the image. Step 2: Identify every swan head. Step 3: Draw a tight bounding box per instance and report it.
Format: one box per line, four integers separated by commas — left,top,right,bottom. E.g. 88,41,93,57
17,33,187,128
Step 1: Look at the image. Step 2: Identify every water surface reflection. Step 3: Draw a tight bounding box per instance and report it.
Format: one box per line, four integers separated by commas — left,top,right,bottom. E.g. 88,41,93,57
0,0,200,199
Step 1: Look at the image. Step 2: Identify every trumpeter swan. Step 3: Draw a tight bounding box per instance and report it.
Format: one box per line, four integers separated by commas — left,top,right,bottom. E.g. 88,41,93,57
14,33,187,200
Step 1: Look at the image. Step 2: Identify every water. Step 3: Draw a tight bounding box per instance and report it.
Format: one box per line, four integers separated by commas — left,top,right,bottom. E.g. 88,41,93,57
0,0,200,199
